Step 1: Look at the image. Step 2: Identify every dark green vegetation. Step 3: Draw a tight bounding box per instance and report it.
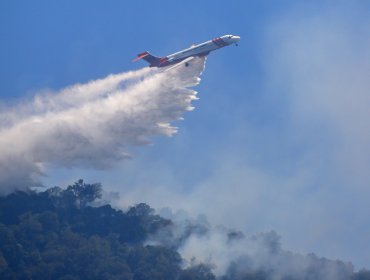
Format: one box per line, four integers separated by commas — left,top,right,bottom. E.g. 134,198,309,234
0,180,213,280
0,180,369,280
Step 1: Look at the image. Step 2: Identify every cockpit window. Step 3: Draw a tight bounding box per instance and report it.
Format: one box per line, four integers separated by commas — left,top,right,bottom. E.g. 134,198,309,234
228,35,232,39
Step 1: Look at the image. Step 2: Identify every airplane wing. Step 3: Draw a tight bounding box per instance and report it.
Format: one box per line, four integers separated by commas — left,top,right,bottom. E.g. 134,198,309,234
163,56,195,72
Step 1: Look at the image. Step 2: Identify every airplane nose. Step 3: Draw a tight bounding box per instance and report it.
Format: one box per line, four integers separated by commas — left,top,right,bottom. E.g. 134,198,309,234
233,36,240,41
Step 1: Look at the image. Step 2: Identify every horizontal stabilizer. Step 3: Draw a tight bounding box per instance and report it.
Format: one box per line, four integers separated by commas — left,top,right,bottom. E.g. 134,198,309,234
132,52,149,62
132,51,163,67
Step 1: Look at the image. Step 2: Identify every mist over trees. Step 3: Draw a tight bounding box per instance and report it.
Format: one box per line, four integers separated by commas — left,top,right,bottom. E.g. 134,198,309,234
0,180,368,280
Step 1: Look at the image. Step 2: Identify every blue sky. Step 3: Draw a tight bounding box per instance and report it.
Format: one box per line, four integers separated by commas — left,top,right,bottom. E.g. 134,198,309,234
1,0,370,270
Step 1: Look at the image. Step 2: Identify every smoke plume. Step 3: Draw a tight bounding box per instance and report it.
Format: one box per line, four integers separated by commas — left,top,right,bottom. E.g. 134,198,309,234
147,213,356,279
0,57,206,194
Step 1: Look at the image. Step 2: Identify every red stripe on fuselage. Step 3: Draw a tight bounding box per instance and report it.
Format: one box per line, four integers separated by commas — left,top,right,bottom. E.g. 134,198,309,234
212,37,228,47
158,57,169,67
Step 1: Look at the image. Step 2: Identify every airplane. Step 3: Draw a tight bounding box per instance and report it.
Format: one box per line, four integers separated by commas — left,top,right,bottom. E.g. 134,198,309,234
133,34,240,69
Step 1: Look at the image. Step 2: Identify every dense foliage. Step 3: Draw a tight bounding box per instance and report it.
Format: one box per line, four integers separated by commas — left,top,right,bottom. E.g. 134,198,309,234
0,180,368,280
0,180,214,280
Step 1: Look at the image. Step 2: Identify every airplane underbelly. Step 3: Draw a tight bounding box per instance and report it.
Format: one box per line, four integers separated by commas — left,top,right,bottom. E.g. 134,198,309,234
175,46,215,60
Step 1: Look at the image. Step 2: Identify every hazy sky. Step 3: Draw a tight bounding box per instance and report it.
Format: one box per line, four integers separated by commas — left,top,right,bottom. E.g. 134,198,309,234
1,0,369,270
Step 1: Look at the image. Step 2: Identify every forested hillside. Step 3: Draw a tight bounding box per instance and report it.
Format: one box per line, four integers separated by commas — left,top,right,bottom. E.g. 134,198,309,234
0,180,369,280
0,180,214,280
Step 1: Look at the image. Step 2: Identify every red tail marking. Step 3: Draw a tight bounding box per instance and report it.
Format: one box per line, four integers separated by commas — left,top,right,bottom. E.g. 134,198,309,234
132,52,149,62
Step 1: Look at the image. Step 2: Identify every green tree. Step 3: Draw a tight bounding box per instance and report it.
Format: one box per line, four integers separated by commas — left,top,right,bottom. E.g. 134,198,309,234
64,179,102,208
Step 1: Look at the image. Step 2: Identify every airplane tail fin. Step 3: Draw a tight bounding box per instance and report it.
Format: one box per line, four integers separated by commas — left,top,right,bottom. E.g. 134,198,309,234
132,51,163,67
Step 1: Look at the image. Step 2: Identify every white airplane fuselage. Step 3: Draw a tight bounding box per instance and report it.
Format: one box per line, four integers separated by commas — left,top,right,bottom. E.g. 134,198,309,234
134,34,240,68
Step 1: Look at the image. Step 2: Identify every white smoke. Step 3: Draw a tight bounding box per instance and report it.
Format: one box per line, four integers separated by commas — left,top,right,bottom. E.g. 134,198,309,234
147,215,355,279
0,57,206,194
178,228,354,279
